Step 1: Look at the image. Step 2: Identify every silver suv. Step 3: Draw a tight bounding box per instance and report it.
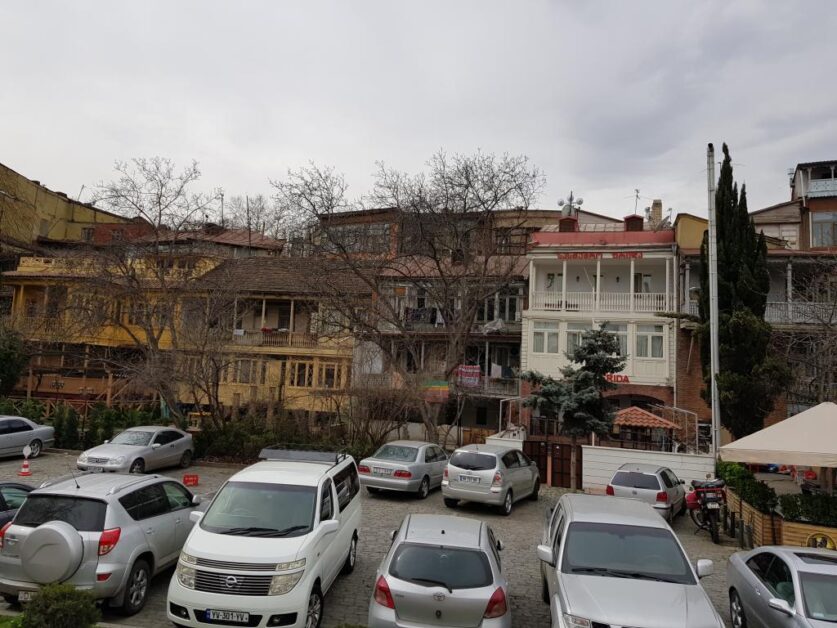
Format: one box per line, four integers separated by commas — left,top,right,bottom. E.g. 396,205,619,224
442,444,539,516
0,472,200,615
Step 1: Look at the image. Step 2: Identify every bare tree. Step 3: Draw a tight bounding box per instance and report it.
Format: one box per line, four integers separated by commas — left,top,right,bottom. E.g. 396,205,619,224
272,151,544,435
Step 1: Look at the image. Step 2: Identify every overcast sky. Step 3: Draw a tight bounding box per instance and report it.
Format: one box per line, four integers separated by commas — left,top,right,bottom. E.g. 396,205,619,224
3,1,837,219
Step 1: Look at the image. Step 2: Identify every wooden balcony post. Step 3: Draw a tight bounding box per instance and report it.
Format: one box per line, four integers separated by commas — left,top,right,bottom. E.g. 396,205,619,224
260,298,267,328
289,299,295,333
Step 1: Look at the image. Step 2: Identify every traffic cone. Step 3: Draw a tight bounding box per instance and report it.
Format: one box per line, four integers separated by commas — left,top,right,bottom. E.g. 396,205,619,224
18,458,32,477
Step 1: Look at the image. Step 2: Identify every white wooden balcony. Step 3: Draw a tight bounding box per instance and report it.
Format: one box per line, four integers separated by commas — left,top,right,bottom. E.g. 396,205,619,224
684,301,836,325
231,329,319,349
530,291,667,313
807,178,837,198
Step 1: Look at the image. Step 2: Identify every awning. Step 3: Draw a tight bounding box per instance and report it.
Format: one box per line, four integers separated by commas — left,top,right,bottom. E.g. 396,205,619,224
720,402,837,467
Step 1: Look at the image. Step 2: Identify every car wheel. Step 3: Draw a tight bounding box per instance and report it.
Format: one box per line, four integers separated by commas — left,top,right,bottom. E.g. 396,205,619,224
730,589,748,628
529,478,540,501
341,534,358,575
443,498,459,509
417,476,430,500
306,586,323,628
129,458,145,474
366,486,380,495
120,559,150,615
179,450,192,468
28,439,42,459
501,490,513,516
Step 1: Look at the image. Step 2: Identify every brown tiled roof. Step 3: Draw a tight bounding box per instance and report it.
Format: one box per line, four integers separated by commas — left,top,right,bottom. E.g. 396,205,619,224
199,257,371,295
377,255,529,279
614,406,678,430
137,227,284,250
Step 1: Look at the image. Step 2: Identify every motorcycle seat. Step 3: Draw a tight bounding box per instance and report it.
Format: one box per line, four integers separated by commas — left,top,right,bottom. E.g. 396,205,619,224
691,478,725,489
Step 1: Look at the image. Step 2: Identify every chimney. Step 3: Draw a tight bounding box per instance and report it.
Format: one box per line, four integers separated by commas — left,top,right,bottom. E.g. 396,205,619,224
650,199,663,224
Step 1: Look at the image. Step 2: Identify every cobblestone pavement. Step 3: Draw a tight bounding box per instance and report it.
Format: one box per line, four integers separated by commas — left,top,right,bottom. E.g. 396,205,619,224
0,452,738,627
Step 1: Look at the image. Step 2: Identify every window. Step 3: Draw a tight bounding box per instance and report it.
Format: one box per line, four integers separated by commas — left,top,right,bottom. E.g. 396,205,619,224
333,465,360,511
487,526,502,568
660,471,674,489
501,452,520,469
433,447,447,462
633,273,652,293
154,430,182,445
607,323,628,356
111,229,124,241
610,471,661,490
636,324,665,358
162,482,193,510
319,479,334,521
764,556,796,604
566,322,590,356
498,291,519,322
81,227,94,242
15,496,106,532
515,451,532,468
318,363,338,389
201,481,315,537
291,362,313,387
119,484,170,521
800,571,837,622
746,552,775,579
0,486,30,510
7,419,32,434
533,321,560,354
389,544,493,590
323,223,391,254
372,444,419,462
450,451,496,471
812,212,837,247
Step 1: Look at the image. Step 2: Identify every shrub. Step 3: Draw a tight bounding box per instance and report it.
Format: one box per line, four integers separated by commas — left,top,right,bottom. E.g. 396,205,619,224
779,493,837,527
20,583,100,628
717,460,777,513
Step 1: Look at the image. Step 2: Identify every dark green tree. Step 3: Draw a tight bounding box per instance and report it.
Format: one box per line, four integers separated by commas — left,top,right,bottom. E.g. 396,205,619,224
522,325,626,489
0,325,28,397
699,143,790,439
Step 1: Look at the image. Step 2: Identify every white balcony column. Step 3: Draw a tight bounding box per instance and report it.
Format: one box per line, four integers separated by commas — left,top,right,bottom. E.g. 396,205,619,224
260,298,267,328
595,258,601,311
629,258,635,313
528,260,534,305
290,299,295,333
684,262,690,312
561,260,567,310
665,257,671,311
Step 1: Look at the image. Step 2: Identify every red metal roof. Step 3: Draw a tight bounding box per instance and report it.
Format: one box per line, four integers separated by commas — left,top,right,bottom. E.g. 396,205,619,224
531,229,675,247
614,406,678,430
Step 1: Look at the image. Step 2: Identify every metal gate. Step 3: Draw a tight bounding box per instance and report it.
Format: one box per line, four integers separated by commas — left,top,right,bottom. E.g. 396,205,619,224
523,439,583,490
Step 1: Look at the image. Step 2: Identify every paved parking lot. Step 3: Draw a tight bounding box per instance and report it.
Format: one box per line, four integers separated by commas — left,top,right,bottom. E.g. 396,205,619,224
0,452,738,627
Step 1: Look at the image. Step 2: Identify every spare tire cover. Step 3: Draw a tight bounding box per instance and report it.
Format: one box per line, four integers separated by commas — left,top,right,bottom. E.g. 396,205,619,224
20,521,84,584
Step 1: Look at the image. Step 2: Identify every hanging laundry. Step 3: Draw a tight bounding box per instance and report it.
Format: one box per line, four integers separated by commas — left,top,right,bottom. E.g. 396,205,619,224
490,362,503,379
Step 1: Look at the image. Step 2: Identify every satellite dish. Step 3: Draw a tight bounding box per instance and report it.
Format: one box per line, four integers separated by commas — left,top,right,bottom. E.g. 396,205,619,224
558,199,565,207
576,198,583,205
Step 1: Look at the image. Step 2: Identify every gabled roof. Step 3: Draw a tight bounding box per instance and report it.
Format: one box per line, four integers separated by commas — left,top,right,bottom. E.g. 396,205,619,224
136,227,284,251
614,406,678,430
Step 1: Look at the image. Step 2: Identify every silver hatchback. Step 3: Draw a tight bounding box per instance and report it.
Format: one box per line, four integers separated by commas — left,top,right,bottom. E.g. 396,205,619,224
0,472,200,615
358,440,448,499
368,514,511,628
442,444,539,516
606,462,686,521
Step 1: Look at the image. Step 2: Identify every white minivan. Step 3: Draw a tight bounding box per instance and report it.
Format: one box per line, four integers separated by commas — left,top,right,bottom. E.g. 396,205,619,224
167,449,361,628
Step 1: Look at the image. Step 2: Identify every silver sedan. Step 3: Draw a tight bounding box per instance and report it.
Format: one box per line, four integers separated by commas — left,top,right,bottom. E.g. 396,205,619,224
727,546,837,627
77,425,193,473
368,513,511,628
358,440,448,499
0,416,54,459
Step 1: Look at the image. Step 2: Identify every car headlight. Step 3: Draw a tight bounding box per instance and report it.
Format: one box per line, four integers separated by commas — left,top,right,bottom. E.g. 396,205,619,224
269,570,304,595
563,614,592,628
179,552,197,565
113,456,126,465
78,454,88,463
176,563,196,589
275,558,305,571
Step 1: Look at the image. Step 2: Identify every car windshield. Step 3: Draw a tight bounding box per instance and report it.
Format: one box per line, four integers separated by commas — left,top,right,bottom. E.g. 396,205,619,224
110,430,153,446
801,572,837,622
14,495,106,532
389,543,492,590
611,471,661,490
201,481,316,537
561,521,696,585
372,445,418,462
450,452,496,471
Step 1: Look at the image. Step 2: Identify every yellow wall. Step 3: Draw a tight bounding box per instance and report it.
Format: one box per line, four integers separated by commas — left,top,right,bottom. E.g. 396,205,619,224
674,213,708,251
0,163,130,245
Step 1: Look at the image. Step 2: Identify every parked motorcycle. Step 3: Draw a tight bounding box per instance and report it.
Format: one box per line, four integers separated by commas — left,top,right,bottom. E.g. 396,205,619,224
686,478,726,543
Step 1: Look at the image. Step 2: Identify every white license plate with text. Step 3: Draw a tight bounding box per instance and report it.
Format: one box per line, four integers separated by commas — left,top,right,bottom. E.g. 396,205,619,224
18,591,35,602
706,502,721,509
459,475,480,483
373,467,392,476
206,610,249,623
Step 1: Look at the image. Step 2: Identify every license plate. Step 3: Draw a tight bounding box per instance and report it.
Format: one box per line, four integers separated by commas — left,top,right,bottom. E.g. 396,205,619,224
707,502,721,509
89,467,104,473
206,610,250,623
459,475,480,483
372,467,391,476
18,591,35,602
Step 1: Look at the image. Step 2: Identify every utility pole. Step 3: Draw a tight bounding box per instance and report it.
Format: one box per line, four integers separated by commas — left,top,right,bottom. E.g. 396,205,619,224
706,143,721,456
246,195,252,256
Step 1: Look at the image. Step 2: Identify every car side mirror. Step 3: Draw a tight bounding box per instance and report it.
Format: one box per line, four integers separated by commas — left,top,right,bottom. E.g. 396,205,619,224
696,559,714,578
189,511,203,524
680,479,685,485
768,598,795,617
103,440,109,444
192,495,202,506
320,519,339,535
496,539,504,552
536,544,555,566
152,443,161,449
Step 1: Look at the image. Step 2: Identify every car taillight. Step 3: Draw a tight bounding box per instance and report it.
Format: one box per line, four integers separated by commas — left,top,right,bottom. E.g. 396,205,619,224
374,576,395,609
606,485,614,496
358,465,370,474
484,587,508,618
443,468,448,479
492,472,503,487
656,491,669,503
0,522,11,549
393,470,412,479
98,528,121,556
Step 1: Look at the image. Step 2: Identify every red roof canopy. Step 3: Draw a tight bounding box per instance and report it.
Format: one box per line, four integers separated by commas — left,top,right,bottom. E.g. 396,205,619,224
614,406,678,430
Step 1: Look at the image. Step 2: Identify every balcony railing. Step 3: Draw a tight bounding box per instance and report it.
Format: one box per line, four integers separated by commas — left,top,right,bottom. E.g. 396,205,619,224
231,329,319,349
807,178,837,198
455,375,518,397
684,300,837,325
531,291,667,313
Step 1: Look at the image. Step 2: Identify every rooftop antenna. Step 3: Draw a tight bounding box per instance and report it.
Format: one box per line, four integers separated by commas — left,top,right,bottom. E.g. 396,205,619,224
557,191,583,217
634,189,640,214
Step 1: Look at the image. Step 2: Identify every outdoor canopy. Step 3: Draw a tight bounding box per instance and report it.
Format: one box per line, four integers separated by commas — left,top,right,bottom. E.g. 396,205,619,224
720,402,837,467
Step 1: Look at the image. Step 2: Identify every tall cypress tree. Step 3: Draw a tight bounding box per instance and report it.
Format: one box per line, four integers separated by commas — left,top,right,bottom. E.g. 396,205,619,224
699,144,789,439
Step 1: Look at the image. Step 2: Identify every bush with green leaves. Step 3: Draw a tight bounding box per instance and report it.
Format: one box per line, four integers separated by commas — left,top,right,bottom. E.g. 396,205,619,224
779,493,837,527
717,460,778,513
20,583,100,628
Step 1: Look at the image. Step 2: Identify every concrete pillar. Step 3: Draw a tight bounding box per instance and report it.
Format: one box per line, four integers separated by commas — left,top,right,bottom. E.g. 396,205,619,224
630,258,635,312
561,260,567,310
595,258,601,311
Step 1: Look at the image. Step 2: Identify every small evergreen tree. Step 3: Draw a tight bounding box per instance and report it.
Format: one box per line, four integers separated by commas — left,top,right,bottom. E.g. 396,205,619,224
699,144,790,439
0,325,28,396
522,325,626,489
